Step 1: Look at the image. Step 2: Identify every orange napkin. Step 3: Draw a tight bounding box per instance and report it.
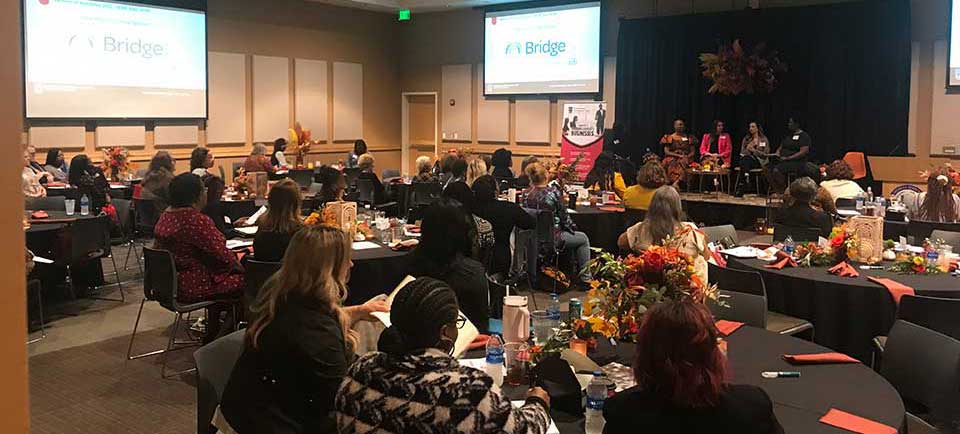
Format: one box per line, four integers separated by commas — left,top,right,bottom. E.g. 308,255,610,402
782,352,860,365
828,261,860,278
710,249,727,268
598,206,625,213
765,256,798,269
467,334,491,350
819,408,897,434
715,320,744,336
30,210,49,219
866,276,916,306
46,182,66,188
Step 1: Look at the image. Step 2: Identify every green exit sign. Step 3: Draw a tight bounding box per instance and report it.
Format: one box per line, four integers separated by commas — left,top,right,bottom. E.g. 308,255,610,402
398,9,411,21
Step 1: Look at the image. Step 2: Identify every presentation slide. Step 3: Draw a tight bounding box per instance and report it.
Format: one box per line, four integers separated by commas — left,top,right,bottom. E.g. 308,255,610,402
23,0,207,119
951,0,960,87
484,2,601,96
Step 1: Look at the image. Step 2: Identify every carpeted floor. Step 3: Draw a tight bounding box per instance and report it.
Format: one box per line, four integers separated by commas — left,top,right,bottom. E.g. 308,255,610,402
30,328,197,434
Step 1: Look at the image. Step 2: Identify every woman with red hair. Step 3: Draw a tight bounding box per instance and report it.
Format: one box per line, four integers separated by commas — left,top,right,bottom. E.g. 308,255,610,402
603,301,783,434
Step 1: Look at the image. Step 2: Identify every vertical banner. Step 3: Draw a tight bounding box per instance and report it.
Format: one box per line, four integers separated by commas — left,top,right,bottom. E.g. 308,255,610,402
560,102,606,180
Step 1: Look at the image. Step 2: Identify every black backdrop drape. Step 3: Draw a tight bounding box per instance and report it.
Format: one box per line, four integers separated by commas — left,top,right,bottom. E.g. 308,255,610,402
613,0,911,166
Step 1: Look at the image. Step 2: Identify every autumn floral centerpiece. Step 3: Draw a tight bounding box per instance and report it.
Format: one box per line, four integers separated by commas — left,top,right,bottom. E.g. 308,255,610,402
699,39,787,96
792,224,858,266
101,146,134,181
549,153,585,191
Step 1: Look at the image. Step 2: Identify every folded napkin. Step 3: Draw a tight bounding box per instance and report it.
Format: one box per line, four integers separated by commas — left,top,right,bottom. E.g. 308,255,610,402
46,182,66,188
467,334,491,350
750,243,773,249
819,408,897,434
782,352,860,365
709,249,728,268
765,255,798,269
866,276,916,306
30,210,49,219
598,206,625,213
715,320,744,336
828,261,860,278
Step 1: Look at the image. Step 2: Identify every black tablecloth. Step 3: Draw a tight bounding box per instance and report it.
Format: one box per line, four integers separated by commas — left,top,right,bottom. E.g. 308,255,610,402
221,199,262,223
568,207,630,254
345,242,412,305
728,256,960,361
496,327,905,434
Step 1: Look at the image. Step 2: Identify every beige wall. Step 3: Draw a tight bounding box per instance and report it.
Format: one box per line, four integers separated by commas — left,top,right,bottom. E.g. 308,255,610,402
1,0,30,431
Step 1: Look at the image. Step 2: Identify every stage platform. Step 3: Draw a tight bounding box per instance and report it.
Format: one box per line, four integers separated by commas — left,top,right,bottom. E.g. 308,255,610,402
679,192,773,230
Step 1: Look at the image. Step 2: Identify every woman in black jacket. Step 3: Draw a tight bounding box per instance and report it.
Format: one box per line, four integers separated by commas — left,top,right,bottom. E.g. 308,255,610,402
252,180,302,262
217,225,388,434
68,154,109,214
472,175,535,274
604,301,783,434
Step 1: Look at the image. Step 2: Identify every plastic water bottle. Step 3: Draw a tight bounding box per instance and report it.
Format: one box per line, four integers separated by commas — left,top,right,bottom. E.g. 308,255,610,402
485,335,504,387
783,235,795,255
855,192,865,212
547,294,561,321
80,194,90,216
866,187,874,203
585,372,607,434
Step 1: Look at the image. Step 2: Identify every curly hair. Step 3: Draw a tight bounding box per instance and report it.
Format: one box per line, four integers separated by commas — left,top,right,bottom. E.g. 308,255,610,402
637,162,668,189
825,160,854,181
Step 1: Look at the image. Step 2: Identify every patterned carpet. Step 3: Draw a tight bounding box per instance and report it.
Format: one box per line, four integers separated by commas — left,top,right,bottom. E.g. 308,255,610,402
30,327,197,434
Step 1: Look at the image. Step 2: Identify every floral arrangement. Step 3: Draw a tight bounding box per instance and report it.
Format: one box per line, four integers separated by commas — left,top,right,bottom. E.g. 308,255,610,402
232,168,251,198
888,254,942,275
101,146,134,181
699,39,787,95
287,122,313,168
791,225,857,267
549,153,585,189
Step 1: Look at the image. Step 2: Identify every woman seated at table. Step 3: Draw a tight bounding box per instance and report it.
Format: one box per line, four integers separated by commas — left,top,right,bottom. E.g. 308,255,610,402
623,162,668,211
774,177,834,237
252,180,303,262
271,138,289,169
473,175,535,274
357,153,386,204
465,157,487,187
43,148,69,183
412,156,437,183
410,199,491,333
22,148,49,198
618,186,708,282
315,165,347,207
604,301,783,434
522,162,593,283
153,173,244,343
336,277,552,434
820,160,864,202
515,155,539,189
491,148,515,180
442,181,495,264
218,225,388,434
68,154,110,214
910,167,960,222
242,143,275,174
700,120,732,167
584,152,627,198
345,139,367,169
141,151,175,210
191,147,231,235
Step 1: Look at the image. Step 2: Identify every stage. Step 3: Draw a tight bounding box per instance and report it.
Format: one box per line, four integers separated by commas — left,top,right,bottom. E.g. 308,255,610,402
679,192,772,230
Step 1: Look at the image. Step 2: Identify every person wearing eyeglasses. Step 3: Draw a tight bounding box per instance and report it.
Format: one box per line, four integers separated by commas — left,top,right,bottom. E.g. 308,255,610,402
336,277,552,434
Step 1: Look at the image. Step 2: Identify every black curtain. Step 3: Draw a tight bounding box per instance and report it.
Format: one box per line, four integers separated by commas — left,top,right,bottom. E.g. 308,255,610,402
614,0,911,166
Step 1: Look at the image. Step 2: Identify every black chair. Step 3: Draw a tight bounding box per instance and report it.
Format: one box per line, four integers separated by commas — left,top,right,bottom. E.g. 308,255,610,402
133,198,161,238
343,167,361,188
772,224,822,243
523,208,561,292
835,197,857,210
307,182,323,195
25,196,66,211
287,169,315,190
407,182,442,220
59,214,125,301
231,162,243,178
242,258,282,315
195,330,245,434
127,247,229,378
908,220,960,243
622,209,646,228
110,199,141,273
880,320,960,433
702,224,738,246
27,278,45,345
381,169,401,180
733,167,766,196
873,295,960,368
930,229,960,249
356,178,398,216
707,263,814,338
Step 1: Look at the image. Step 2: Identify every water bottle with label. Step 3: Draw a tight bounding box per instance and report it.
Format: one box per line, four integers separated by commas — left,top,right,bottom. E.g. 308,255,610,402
585,371,607,434
80,194,90,216
783,235,795,255
547,293,561,321
866,187,874,203
855,192,865,212
485,335,504,387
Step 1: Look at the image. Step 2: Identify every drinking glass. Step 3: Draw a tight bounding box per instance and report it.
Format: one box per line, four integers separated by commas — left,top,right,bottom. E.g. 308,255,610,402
390,226,403,244
64,199,76,216
531,310,558,344
503,342,530,386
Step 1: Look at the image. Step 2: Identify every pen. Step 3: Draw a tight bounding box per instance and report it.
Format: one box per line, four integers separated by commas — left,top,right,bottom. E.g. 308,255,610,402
761,371,801,378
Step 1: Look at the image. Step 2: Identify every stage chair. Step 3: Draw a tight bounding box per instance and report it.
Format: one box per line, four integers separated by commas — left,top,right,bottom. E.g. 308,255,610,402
733,167,766,196
707,263,814,338
872,295,960,369
880,320,960,433
195,330,245,434
772,224,822,243
843,152,868,180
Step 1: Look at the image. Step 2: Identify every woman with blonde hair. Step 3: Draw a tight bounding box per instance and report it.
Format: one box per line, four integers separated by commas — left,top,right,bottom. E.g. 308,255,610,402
252,179,303,261
413,155,437,183
218,226,388,434
465,157,488,187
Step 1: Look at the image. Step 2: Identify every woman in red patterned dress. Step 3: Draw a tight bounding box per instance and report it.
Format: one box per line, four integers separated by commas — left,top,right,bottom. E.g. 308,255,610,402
154,173,244,343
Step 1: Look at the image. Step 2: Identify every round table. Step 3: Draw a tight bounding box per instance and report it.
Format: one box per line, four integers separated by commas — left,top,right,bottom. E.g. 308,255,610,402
345,242,412,306
221,199,262,223
498,326,905,434
568,206,637,254
728,256,960,361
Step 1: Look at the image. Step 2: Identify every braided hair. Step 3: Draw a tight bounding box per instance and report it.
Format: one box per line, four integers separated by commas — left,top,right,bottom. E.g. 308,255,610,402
378,277,460,356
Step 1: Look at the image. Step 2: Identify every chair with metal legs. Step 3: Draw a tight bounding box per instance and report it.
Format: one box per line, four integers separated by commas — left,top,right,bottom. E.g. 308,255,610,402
27,279,45,344
59,214,125,302
127,246,217,378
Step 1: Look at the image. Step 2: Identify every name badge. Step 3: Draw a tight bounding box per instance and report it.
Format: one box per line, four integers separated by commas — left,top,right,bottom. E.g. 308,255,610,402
681,137,688,141
792,135,800,140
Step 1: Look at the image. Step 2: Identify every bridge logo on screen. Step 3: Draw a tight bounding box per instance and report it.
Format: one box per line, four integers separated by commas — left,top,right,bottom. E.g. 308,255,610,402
68,34,167,59
505,40,567,57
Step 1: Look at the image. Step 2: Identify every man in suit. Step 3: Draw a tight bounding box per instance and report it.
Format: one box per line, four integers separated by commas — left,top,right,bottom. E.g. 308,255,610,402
595,104,606,135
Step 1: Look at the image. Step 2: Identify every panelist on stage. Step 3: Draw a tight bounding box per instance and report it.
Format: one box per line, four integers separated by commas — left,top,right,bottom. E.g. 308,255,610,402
734,122,770,197
769,117,817,193
659,119,698,185
699,120,732,167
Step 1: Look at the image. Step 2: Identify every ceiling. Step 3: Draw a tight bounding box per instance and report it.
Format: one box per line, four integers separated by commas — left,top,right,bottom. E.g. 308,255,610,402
306,0,528,13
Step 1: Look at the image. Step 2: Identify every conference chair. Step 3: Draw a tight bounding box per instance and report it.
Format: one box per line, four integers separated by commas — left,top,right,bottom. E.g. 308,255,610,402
110,198,141,274
287,168,314,190
872,295,960,369
58,214,125,302
930,229,960,248
128,247,236,378
307,182,323,195
406,181,442,220
356,178,399,216
842,152,868,180
195,330,245,434
702,224,738,246
908,220,960,244
343,167,361,189
242,258,282,317
880,320,960,433
523,208,561,292
25,196,66,211
27,279,45,345
381,169,401,180
772,224,822,243
707,263,814,338
622,209,646,228
133,198,161,238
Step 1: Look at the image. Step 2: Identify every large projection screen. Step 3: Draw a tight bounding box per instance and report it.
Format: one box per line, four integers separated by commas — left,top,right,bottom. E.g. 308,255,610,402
23,0,208,119
484,2,601,96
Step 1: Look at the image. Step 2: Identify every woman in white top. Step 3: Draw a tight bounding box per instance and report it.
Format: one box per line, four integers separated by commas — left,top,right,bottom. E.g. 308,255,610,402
819,160,864,201
271,138,289,169
618,186,709,283
22,148,49,198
